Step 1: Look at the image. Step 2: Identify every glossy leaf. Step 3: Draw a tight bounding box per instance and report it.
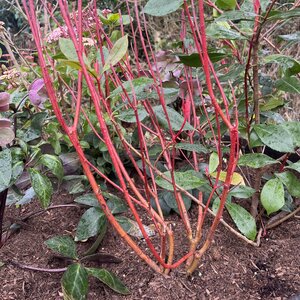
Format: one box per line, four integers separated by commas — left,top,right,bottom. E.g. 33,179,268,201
0,148,12,192
275,171,300,198
28,168,53,209
209,152,219,174
206,23,246,40
210,171,245,186
74,193,100,207
238,153,279,168
261,178,285,215
144,0,183,16
254,124,295,153
39,154,64,180
226,203,257,241
45,236,77,259
61,264,88,300
116,216,155,238
156,170,206,191
102,192,128,214
103,35,128,73
75,207,107,242
87,268,130,295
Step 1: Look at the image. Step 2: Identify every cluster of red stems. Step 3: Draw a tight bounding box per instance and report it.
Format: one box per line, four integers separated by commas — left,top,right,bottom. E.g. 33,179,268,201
22,0,254,275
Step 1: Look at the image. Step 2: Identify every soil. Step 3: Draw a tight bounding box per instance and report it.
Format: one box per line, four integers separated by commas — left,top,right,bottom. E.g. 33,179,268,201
0,192,299,300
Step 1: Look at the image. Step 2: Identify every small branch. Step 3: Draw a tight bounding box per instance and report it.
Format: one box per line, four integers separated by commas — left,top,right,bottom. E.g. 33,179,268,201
7,260,67,273
266,206,300,230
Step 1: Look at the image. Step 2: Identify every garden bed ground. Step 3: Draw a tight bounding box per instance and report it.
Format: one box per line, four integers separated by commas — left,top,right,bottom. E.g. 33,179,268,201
0,192,299,300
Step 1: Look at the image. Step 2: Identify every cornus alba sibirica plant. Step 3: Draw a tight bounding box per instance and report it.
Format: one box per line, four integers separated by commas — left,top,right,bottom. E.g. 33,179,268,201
22,0,242,274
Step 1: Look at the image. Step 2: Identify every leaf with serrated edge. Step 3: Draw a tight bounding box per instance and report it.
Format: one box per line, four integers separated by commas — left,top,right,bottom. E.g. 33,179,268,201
86,268,130,295
45,236,77,259
61,264,88,300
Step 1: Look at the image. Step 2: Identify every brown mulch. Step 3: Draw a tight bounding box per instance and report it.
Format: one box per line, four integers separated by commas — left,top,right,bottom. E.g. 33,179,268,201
0,193,299,300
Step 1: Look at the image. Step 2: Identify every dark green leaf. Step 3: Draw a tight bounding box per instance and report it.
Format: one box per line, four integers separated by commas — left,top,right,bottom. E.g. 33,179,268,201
144,0,183,16
153,105,194,131
74,193,100,207
102,192,128,214
175,143,208,154
0,148,12,192
261,178,285,215
156,170,206,191
225,203,257,240
117,108,148,123
45,236,77,259
61,264,88,300
103,35,128,73
150,195,171,216
177,52,228,67
268,8,300,21
238,153,279,168
264,55,300,76
29,168,53,208
39,154,64,180
275,171,300,198
206,23,246,40
75,207,107,242
86,268,130,295
216,10,256,22
163,191,192,215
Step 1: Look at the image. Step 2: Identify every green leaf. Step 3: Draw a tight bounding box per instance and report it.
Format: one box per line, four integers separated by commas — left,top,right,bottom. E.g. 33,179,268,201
10,161,24,186
117,108,148,123
0,149,12,192
276,76,300,94
38,154,64,180
45,236,77,259
144,0,183,16
261,178,285,215
260,97,284,112
61,264,88,300
86,268,130,295
215,0,236,10
150,194,171,216
28,168,53,209
229,185,256,199
206,22,246,40
75,207,107,242
216,10,256,22
209,152,219,174
177,52,228,67
163,191,191,215
238,153,279,168
102,192,128,214
225,203,257,240
102,35,128,73
278,32,300,43
0,127,15,147
156,170,206,191
175,143,208,154
275,171,300,198
116,216,155,238
110,77,154,100
74,193,100,207
268,8,300,21
264,55,300,76
254,124,295,153
152,105,194,131
285,161,300,173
